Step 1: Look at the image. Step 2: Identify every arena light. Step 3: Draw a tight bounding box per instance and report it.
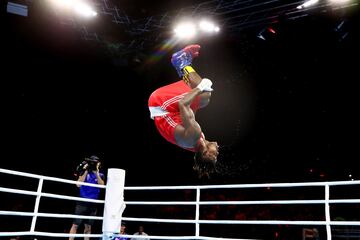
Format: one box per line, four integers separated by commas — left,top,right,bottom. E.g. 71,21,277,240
174,22,197,39
328,0,352,5
74,2,97,17
48,0,97,17
50,0,75,9
174,20,220,39
297,0,319,9
199,20,220,33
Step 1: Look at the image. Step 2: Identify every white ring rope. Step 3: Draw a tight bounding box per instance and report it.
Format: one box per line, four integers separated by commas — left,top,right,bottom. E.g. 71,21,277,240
0,210,103,220
0,186,105,203
0,168,106,188
124,180,360,190
125,199,360,205
1,167,360,240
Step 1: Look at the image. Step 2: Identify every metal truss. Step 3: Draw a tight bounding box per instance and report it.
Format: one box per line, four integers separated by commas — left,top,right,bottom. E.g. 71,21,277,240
12,0,358,56
88,0,357,55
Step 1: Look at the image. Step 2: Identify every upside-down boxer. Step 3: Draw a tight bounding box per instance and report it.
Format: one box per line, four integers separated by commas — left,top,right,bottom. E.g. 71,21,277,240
148,44,219,178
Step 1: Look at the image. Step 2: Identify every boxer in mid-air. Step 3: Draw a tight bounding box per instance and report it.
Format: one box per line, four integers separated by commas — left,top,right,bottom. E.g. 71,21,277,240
148,44,219,178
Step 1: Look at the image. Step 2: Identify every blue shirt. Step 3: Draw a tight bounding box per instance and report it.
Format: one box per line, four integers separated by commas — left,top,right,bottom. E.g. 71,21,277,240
114,234,129,240
79,172,104,199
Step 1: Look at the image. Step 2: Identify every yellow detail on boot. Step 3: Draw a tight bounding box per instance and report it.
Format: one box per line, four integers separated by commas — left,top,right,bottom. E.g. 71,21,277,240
183,66,195,75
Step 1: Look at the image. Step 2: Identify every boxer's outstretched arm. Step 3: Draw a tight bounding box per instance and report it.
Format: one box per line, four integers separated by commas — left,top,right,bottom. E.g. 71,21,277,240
175,79,213,147
175,88,203,147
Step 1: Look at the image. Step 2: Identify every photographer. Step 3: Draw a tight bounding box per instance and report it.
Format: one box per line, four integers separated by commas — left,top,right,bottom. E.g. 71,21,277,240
69,155,105,240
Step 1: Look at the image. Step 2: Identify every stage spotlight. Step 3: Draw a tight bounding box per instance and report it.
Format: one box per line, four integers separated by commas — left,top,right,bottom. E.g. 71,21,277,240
174,22,197,39
199,20,220,33
48,0,97,17
74,2,97,17
49,0,75,9
297,0,319,9
328,0,352,5
173,19,220,39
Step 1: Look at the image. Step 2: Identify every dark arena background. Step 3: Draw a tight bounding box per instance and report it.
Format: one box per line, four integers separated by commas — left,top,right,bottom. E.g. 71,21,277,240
0,0,359,239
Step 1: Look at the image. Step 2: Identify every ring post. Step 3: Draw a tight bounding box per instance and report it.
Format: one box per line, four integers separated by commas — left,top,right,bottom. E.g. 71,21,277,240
102,168,126,240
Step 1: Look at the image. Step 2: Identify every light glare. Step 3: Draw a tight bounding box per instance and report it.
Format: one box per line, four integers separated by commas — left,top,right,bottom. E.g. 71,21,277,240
174,23,197,39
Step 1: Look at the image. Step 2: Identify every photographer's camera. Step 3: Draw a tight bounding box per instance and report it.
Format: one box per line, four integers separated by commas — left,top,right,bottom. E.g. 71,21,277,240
75,155,100,177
